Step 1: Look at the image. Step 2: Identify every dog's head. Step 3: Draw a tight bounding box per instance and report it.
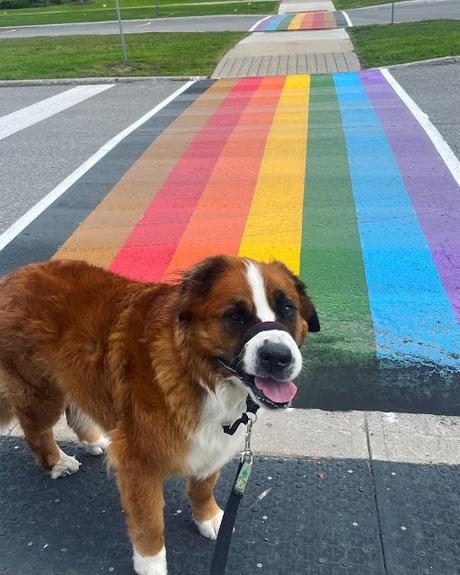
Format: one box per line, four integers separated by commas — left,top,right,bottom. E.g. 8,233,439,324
178,256,320,409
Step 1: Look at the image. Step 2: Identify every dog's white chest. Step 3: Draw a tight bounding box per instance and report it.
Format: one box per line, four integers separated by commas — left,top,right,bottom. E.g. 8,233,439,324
185,380,248,479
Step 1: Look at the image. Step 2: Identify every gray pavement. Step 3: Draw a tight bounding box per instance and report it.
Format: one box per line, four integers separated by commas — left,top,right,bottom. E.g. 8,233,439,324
0,80,184,235
391,61,460,158
0,14,263,38
347,0,460,26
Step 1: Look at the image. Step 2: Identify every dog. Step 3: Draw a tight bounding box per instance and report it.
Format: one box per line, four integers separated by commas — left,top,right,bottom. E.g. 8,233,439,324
0,256,319,575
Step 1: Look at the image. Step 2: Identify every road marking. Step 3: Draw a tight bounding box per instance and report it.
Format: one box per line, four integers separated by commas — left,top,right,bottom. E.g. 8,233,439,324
248,15,271,32
382,68,460,187
341,10,353,27
0,84,113,141
0,80,195,254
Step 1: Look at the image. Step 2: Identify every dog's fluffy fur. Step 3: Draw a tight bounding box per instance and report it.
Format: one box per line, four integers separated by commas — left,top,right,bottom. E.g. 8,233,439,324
0,256,317,574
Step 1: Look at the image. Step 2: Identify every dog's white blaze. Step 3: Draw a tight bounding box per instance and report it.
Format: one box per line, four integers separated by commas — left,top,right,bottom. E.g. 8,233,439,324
244,260,276,322
242,330,302,380
133,546,167,575
186,378,248,480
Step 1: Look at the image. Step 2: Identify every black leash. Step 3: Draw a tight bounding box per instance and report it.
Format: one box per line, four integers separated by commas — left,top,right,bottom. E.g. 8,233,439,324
210,413,256,575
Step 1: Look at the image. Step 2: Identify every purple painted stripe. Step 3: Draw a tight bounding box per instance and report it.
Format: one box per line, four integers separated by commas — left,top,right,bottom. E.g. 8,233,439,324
360,69,460,321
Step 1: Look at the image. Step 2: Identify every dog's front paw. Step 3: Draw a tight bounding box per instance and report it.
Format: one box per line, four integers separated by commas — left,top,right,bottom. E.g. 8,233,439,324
82,434,110,456
50,450,81,479
133,547,167,575
195,508,224,541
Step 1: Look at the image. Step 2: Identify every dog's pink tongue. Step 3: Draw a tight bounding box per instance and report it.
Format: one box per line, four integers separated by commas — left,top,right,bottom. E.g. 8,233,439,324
254,377,297,403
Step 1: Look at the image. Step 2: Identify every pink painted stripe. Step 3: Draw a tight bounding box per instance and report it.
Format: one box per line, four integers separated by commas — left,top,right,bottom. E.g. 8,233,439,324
109,78,262,282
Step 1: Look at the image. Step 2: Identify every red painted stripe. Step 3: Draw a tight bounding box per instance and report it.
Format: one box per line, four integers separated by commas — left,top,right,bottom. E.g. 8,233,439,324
109,77,262,282
164,76,286,277
312,11,325,29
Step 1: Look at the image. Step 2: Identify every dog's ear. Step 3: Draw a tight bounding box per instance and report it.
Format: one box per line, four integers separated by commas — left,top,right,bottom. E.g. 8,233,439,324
178,256,230,322
292,274,320,333
306,306,321,333
274,262,320,332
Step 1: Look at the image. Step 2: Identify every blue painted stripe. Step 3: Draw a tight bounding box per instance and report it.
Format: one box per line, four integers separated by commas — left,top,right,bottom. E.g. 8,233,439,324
262,15,285,30
333,72,459,370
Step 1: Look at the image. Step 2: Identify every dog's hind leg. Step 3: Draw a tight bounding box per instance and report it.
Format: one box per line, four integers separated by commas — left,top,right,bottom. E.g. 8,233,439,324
187,472,223,540
65,403,110,456
0,364,80,479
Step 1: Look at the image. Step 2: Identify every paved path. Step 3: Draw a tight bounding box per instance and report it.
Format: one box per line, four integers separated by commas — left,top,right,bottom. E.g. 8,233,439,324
1,0,458,38
0,14,263,37
214,0,360,75
0,64,460,574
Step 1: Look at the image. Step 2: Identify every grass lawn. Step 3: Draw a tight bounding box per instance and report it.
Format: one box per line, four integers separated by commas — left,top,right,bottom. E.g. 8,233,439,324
334,0,405,8
0,32,247,79
0,0,277,26
350,20,460,68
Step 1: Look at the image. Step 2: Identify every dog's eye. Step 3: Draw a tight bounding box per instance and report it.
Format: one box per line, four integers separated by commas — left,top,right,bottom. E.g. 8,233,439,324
229,312,245,325
282,303,296,318
223,308,248,327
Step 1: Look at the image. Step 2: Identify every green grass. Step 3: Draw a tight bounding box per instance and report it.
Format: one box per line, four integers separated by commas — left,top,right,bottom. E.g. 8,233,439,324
0,32,247,79
334,0,405,8
0,0,276,26
350,20,460,68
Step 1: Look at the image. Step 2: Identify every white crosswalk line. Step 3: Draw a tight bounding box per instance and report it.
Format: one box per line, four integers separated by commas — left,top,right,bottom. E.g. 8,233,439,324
0,84,114,141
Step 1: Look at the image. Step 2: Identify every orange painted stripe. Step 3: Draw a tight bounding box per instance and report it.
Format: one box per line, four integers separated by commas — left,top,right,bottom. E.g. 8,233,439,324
300,12,315,29
164,76,287,277
288,13,306,30
323,11,337,28
110,78,261,282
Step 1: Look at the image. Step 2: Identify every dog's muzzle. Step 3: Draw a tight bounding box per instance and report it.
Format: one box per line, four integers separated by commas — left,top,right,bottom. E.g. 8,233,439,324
220,321,300,409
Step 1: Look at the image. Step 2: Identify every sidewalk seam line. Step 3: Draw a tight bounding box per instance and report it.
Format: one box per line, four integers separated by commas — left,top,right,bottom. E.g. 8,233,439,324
365,412,389,575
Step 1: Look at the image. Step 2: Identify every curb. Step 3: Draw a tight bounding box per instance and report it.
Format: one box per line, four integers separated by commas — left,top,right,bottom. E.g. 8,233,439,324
384,55,460,70
0,75,207,87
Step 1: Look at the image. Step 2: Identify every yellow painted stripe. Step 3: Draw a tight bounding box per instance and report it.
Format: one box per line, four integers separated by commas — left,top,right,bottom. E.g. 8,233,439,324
288,13,305,30
238,75,310,274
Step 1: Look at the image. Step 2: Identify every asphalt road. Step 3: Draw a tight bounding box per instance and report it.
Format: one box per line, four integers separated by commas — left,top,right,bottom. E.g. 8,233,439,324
0,80,185,235
1,0,459,37
391,61,460,158
0,14,264,38
1,62,458,238
346,0,460,26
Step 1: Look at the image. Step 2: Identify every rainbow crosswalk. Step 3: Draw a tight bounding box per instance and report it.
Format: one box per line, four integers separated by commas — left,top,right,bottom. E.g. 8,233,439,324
254,11,348,31
54,72,460,412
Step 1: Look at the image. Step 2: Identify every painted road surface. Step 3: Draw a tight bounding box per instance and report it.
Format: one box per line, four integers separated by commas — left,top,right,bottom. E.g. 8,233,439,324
0,72,459,415
253,12,348,31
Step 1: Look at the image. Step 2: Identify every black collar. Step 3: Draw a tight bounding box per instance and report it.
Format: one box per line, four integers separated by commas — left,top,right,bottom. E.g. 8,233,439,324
222,395,259,435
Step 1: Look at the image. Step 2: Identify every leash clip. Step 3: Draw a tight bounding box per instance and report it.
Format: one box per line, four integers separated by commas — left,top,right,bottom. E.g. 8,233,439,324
241,416,255,464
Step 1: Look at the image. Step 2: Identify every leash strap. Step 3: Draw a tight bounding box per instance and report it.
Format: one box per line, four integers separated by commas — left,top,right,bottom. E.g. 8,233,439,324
210,420,254,575
209,459,246,575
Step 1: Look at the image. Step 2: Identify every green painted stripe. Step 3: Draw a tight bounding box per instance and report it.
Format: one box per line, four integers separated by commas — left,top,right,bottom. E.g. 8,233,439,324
300,74,376,369
276,14,295,30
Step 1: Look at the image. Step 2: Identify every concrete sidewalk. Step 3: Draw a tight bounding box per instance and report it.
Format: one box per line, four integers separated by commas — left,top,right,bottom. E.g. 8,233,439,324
213,0,360,77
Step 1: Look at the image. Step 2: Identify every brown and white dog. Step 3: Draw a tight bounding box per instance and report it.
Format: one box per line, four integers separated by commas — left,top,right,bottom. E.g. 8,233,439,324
0,256,319,575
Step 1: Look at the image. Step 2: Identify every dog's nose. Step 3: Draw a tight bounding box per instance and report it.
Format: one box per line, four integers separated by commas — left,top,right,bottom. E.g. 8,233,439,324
259,341,292,368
